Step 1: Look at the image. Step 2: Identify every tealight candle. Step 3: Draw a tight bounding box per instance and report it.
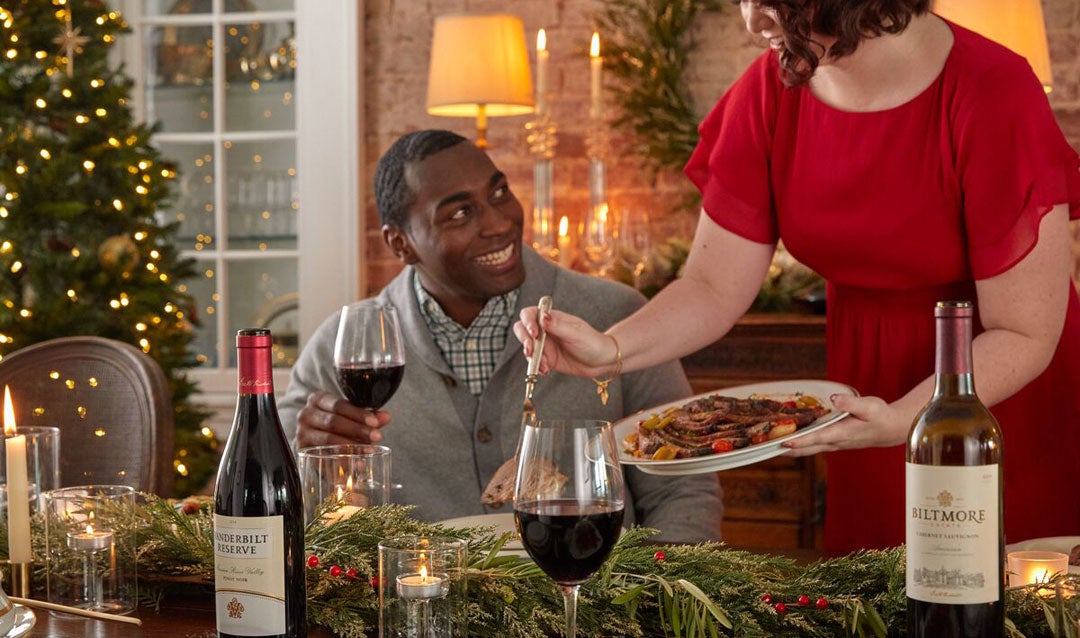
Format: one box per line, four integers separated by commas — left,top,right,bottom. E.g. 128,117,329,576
322,485,363,523
395,565,448,600
1007,550,1069,589
67,523,114,553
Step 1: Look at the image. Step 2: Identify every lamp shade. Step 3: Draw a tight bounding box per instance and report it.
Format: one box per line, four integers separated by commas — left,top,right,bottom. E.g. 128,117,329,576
426,13,535,118
934,0,1052,91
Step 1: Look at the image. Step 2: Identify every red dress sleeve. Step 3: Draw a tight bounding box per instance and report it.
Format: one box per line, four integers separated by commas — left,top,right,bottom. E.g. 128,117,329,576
951,52,1080,279
684,53,781,244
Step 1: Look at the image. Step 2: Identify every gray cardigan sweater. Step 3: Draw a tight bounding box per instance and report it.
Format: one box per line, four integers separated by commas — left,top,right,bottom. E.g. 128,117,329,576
278,247,724,542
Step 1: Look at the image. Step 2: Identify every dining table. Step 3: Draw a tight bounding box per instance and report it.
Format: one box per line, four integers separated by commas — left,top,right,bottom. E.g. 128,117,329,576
18,546,825,637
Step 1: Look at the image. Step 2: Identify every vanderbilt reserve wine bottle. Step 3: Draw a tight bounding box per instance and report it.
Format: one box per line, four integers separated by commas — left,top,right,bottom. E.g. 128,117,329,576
214,329,307,638
906,301,1004,638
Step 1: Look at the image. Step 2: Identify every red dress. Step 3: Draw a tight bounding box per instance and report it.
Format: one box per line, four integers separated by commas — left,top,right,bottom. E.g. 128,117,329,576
685,21,1080,555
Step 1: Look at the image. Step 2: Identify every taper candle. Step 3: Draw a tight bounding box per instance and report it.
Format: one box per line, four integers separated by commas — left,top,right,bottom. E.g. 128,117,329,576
536,29,549,116
589,32,602,119
3,386,32,564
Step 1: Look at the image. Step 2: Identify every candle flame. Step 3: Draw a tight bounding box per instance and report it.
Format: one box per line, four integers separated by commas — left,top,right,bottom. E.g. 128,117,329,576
419,564,428,583
558,216,569,238
590,32,600,58
537,28,546,52
345,475,354,491
3,385,15,436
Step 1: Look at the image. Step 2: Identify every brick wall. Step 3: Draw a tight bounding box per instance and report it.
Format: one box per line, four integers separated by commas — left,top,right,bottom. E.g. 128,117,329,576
361,0,1080,294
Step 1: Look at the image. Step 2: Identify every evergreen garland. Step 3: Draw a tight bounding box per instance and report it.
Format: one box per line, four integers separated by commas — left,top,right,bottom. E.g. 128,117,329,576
595,0,723,182
15,496,1070,638
0,0,217,494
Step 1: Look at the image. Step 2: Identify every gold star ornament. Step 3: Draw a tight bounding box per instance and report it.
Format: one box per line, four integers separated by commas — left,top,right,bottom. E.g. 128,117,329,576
54,9,90,77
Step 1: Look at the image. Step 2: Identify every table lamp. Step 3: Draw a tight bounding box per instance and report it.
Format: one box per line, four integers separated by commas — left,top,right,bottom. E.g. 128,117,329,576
934,0,1052,91
426,13,535,148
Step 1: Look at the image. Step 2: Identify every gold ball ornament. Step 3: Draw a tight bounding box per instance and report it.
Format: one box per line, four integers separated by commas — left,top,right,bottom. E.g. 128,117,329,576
98,234,140,273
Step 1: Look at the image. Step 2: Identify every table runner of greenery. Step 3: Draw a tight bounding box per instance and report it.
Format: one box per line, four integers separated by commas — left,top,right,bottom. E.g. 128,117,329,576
3,496,1075,637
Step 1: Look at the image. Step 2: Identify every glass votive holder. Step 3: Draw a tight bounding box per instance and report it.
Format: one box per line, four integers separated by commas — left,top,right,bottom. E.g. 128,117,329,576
1,425,60,511
1007,550,1070,588
378,536,467,638
298,444,391,524
43,485,137,614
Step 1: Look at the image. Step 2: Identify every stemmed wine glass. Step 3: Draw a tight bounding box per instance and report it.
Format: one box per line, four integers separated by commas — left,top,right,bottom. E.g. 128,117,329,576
333,301,405,409
618,208,652,289
580,203,616,276
512,419,625,638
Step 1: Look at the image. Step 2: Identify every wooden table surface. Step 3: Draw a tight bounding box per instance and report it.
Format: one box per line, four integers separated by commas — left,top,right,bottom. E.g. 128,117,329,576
24,595,334,637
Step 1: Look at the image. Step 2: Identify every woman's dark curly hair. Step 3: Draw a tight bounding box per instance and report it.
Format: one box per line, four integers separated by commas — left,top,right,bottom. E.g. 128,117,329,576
737,0,931,86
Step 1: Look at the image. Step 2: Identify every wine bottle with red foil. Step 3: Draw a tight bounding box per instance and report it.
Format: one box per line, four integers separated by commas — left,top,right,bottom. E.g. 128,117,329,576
906,301,1004,638
214,329,307,638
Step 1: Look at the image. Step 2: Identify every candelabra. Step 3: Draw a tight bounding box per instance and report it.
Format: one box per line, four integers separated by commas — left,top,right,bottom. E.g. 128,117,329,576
526,113,558,261
581,122,614,275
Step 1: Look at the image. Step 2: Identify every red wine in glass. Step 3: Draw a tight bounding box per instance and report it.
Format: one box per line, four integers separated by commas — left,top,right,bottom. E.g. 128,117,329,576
515,499,623,584
334,364,404,410
333,301,405,409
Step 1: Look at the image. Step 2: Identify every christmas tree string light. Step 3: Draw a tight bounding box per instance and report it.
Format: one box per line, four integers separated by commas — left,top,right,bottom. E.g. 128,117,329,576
0,0,217,494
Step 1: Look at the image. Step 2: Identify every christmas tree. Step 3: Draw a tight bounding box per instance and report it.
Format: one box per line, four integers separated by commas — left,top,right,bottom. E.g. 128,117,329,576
0,0,217,495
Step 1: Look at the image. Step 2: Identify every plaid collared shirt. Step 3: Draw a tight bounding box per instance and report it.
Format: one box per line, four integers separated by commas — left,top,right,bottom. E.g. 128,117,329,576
413,273,520,396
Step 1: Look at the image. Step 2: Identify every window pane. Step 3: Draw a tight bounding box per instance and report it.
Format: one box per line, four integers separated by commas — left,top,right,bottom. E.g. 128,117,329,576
226,0,295,12
143,0,281,17
183,258,221,367
224,140,297,250
158,142,216,251
225,21,295,131
226,258,299,367
145,25,214,132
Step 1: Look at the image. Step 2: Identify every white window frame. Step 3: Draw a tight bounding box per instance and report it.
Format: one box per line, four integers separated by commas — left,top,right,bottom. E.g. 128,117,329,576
115,1,363,425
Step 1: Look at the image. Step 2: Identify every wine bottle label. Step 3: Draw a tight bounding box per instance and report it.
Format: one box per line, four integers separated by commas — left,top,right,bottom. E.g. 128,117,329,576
906,463,1000,604
213,514,286,635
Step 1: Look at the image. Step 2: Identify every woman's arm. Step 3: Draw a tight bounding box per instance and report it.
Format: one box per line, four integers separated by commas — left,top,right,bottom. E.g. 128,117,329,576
787,205,1072,455
515,212,775,378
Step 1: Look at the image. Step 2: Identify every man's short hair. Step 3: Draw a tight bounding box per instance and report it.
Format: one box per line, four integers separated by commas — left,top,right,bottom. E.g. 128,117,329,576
374,129,468,228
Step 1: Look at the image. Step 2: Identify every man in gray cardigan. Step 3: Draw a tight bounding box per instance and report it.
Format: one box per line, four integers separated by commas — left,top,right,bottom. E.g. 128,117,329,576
278,130,722,542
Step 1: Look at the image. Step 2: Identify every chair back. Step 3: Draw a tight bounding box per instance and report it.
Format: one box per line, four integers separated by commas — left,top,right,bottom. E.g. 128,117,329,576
0,336,174,496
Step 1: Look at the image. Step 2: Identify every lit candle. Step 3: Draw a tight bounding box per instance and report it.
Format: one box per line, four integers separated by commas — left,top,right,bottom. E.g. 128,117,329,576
1007,550,1069,590
589,32,602,119
3,387,31,564
557,215,571,268
395,564,448,600
66,521,114,553
536,29,549,116
322,481,362,523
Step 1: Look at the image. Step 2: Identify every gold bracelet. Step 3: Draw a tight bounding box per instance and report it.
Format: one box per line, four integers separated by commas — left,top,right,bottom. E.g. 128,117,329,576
591,334,622,406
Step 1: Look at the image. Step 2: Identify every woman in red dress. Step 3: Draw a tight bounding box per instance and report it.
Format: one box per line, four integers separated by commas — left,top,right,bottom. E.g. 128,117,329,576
515,0,1080,554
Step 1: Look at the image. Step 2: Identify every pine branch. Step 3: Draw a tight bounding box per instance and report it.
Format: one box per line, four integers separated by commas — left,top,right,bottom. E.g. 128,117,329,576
3,494,1071,636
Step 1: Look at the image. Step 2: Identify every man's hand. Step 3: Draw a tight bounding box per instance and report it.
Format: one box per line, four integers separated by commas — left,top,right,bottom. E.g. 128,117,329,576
295,391,391,448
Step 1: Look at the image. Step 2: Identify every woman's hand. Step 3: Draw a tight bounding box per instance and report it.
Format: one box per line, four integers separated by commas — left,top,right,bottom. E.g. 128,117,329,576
295,391,392,448
782,394,910,455
512,308,619,378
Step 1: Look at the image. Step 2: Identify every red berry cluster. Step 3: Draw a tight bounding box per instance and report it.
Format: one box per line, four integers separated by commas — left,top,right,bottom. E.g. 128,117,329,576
306,554,358,581
760,593,828,615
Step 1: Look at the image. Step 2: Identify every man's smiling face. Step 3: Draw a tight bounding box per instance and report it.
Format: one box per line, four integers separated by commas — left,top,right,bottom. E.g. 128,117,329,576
386,141,525,325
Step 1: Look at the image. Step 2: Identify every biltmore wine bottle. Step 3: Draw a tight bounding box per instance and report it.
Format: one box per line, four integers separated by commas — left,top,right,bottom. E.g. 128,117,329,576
214,329,307,638
906,301,1004,638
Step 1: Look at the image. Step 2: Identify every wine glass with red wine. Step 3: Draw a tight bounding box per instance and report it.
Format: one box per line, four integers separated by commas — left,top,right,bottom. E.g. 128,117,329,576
333,301,405,409
512,419,625,638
